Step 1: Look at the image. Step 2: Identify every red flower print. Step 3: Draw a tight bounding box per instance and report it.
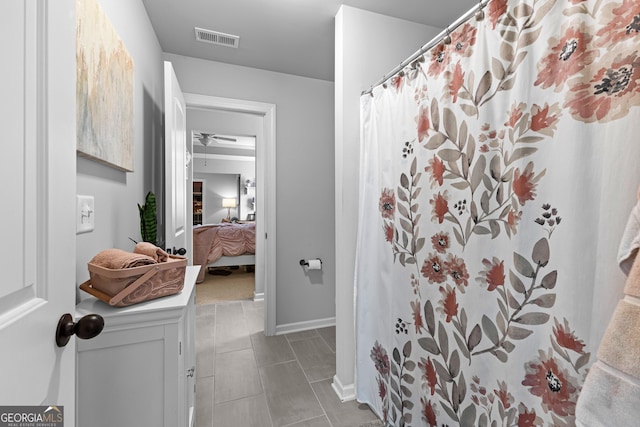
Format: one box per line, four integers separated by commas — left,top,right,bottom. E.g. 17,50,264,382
447,62,465,103
553,317,586,354
595,0,640,48
505,102,526,128
428,43,449,77
430,232,450,253
444,254,469,291
425,155,446,187
507,209,522,234
421,253,447,284
419,357,438,396
390,75,404,92
383,223,394,243
518,411,536,427
437,285,458,322
417,104,431,142
516,403,542,427
513,162,541,206
376,376,387,401
379,188,396,219
478,257,505,291
530,103,561,136
523,350,578,417
564,52,640,123
493,380,514,409
450,23,477,58
534,24,598,91
421,398,438,427
430,191,449,224
488,0,508,30
414,84,429,103
411,300,423,333
370,341,390,375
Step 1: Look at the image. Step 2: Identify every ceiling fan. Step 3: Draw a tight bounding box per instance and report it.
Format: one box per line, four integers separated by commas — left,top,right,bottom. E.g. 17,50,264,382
193,132,237,165
193,132,237,145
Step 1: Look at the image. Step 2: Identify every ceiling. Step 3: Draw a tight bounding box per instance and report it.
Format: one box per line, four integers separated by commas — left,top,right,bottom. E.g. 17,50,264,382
141,0,478,82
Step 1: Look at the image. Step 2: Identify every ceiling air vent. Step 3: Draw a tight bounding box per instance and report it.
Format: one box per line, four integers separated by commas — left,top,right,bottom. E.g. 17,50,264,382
194,27,239,48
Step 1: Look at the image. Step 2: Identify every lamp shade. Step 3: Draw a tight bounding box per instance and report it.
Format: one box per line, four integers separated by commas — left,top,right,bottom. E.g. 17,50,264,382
222,198,237,208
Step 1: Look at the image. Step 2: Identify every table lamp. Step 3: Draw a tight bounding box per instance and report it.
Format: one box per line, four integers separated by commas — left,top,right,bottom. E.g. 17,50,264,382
222,198,237,220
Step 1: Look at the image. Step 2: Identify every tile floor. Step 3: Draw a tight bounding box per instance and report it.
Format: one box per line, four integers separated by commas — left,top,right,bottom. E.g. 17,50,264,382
195,299,383,427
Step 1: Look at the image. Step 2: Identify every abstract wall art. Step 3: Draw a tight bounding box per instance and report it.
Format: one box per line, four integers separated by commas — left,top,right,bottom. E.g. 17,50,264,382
76,0,134,172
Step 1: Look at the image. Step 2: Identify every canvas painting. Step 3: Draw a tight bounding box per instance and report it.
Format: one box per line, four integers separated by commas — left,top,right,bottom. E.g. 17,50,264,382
76,0,134,172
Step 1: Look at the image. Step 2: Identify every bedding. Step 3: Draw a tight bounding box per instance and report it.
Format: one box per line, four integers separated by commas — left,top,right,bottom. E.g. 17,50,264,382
193,222,256,283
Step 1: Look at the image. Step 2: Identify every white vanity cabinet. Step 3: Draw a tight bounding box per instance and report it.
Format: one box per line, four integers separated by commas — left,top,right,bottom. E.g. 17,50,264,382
75,266,199,427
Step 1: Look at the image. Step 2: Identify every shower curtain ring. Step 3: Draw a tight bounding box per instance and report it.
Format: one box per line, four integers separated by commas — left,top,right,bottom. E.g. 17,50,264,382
476,0,485,20
443,27,452,45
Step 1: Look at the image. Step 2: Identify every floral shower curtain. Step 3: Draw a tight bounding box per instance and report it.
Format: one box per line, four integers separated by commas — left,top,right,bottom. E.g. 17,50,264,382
355,0,640,426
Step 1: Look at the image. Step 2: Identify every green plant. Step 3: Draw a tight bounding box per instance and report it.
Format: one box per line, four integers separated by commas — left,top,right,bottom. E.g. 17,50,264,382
138,191,157,244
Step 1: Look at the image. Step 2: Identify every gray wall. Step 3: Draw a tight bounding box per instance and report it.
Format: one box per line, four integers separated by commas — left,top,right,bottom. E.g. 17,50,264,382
194,173,240,223
76,0,164,291
166,53,336,327
195,158,256,222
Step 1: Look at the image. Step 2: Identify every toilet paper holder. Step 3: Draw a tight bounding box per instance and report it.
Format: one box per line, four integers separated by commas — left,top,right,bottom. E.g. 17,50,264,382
299,258,322,267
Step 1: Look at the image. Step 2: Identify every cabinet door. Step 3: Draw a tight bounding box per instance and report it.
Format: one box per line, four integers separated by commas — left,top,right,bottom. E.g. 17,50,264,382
77,325,173,427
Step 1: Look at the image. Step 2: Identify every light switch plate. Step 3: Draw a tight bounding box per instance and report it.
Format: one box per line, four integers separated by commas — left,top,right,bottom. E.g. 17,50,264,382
76,195,95,234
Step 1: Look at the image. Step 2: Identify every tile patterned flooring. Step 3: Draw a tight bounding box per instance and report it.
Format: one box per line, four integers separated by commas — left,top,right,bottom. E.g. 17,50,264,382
195,300,383,427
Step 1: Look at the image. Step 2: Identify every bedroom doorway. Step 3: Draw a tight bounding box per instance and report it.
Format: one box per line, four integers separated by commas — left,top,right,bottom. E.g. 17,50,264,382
184,93,276,336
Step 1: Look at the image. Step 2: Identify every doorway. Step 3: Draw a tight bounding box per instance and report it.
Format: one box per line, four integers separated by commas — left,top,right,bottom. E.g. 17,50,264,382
192,172,256,304
184,93,276,336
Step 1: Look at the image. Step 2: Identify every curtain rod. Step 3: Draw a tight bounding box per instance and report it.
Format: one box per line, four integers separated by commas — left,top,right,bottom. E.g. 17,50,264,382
362,0,488,96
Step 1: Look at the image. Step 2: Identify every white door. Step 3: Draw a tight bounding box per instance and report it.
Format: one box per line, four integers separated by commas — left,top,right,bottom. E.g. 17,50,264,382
0,0,78,423
164,61,189,258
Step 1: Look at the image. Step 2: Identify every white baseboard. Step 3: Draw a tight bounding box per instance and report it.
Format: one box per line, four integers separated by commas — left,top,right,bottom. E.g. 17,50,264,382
331,375,356,402
275,316,336,335
253,292,264,301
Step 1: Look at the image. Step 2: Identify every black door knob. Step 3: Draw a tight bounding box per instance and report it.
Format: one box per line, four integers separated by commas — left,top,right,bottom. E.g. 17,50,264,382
56,313,104,347
173,247,187,256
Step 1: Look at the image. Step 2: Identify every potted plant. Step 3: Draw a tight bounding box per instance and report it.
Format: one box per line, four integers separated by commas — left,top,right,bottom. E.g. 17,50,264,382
138,191,157,245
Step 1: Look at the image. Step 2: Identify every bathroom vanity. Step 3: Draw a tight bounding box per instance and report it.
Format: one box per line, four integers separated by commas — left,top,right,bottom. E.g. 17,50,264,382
75,266,199,427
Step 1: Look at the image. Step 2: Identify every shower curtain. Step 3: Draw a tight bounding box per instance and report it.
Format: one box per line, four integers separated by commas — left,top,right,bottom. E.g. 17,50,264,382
356,0,640,426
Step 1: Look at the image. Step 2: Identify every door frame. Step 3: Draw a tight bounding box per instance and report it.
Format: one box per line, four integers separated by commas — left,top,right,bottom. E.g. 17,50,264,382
184,93,276,336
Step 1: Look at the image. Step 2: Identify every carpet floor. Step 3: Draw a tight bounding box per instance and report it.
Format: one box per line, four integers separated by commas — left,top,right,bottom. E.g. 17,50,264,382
195,267,255,305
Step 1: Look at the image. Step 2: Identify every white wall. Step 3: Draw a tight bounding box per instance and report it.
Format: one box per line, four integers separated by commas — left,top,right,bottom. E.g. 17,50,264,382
76,0,164,291
165,53,336,327
333,6,442,400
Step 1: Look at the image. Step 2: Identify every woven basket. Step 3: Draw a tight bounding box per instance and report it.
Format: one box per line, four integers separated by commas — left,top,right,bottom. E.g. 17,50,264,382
79,255,187,307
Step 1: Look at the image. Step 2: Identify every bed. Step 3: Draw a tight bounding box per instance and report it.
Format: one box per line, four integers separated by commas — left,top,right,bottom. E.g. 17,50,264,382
193,222,256,283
